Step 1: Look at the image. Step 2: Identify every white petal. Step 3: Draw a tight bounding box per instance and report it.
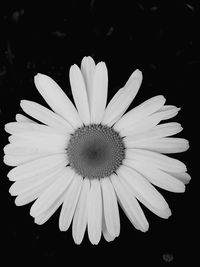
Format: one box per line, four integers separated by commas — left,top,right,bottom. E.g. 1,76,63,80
118,105,181,137
16,113,35,123
124,137,189,154
9,167,65,196
102,228,115,242
72,178,90,245
30,167,74,217
166,171,191,184
87,179,102,245
81,56,96,113
34,192,65,225
102,70,142,126
117,166,171,219
119,112,163,137
20,100,74,134
5,122,65,135
15,188,43,206
59,174,83,231
102,212,115,242
125,148,187,173
124,122,183,141
100,177,120,237
114,95,166,132
5,132,69,155
34,73,82,128
90,62,108,123
4,144,51,156
7,154,68,181
111,173,149,232
155,105,181,120
4,153,50,166
69,64,90,125
4,143,64,157
15,173,56,207
124,160,185,193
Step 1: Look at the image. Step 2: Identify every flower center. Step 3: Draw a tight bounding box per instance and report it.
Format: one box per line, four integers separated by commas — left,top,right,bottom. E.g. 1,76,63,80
66,124,126,179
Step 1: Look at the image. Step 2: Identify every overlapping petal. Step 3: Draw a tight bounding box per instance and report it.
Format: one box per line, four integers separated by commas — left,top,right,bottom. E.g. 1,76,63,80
30,167,74,217
72,178,90,244
111,173,149,232
114,95,166,132
81,56,96,114
70,64,90,125
20,100,74,134
87,179,102,244
34,73,83,128
102,69,142,126
100,177,120,238
90,62,108,123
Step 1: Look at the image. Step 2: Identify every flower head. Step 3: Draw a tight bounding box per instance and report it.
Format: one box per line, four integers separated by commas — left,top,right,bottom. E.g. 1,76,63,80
4,56,190,245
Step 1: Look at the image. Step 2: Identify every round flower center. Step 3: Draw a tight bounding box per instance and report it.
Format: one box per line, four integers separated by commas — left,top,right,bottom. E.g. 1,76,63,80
66,124,126,179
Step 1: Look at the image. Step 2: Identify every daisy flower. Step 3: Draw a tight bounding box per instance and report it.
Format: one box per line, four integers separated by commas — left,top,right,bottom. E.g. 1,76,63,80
3,56,190,245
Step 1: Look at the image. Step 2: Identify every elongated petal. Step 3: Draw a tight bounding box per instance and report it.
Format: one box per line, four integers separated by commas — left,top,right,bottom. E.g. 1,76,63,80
15,172,59,206
16,114,35,123
81,56,95,113
124,159,185,193
164,171,191,184
4,143,65,157
5,122,64,135
34,192,66,225
15,180,52,206
155,105,181,120
4,153,51,166
125,148,187,173
20,100,74,134
72,178,90,244
114,95,166,132
59,174,83,231
117,166,171,219
90,62,108,123
4,144,50,156
102,210,115,242
102,70,142,126
5,132,69,155
30,167,74,217
87,179,102,245
4,141,66,156
118,105,181,137
7,154,68,181
111,173,149,232
9,167,65,196
70,64,90,125
100,177,120,237
120,112,163,136
124,137,189,154
34,73,82,128
124,122,183,141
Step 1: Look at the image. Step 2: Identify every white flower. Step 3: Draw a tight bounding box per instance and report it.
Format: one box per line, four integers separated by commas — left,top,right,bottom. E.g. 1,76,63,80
3,56,190,245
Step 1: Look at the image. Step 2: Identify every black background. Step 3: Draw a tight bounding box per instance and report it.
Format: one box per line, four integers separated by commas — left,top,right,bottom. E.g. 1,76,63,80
0,0,197,265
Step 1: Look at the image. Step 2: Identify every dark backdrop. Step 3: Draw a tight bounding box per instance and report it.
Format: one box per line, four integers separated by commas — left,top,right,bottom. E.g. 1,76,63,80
0,1,197,265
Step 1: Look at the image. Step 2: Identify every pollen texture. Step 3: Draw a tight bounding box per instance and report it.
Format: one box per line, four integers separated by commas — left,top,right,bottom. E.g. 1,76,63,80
67,124,126,179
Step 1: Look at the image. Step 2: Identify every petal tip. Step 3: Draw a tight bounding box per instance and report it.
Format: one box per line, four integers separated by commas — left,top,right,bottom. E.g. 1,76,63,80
34,73,51,87
82,56,96,67
69,64,79,75
35,73,44,78
141,223,149,232
133,69,143,79
96,61,107,71
164,207,172,219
